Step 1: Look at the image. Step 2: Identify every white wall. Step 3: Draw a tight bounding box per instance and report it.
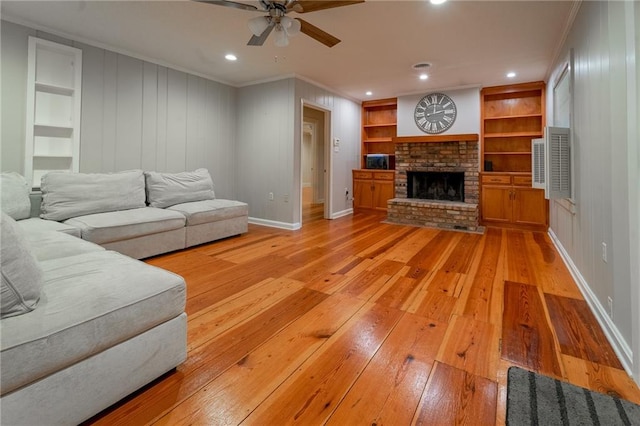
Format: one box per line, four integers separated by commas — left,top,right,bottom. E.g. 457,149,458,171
397,87,480,136
1,20,238,198
546,1,639,379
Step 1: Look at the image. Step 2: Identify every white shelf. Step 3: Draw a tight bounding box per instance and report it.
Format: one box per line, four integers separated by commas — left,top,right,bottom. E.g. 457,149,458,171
35,81,74,96
25,37,82,189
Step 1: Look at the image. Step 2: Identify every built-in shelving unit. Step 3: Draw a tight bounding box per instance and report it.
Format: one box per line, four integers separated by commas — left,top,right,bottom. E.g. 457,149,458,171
25,37,82,189
480,81,548,230
361,98,397,169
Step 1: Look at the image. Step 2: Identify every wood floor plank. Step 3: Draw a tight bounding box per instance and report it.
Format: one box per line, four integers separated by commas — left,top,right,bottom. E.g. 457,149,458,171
187,277,304,351
436,314,499,380
505,229,537,285
327,313,447,426
240,303,403,425
459,227,503,322
407,231,461,270
545,293,623,369
153,293,366,426
90,289,328,426
373,276,421,310
409,289,458,323
562,354,640,405
501,281,563,377
412,362,497,425
440,233,482,274
528,233,583,298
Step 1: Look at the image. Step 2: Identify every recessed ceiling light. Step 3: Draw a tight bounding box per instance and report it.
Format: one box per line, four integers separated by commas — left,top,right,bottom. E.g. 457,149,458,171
366,91,373,96
430,0,447,5
419,74,428,80
507,71,516,78
225,54,237,61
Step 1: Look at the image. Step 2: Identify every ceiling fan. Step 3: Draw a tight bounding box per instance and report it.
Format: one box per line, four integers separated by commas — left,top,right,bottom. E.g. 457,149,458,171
197,0,364,47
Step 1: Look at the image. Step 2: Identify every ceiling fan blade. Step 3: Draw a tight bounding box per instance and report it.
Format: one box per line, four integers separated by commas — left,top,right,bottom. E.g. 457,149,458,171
247,23,275,46
288,1,364,13
296,18,340,47
195,0,258,11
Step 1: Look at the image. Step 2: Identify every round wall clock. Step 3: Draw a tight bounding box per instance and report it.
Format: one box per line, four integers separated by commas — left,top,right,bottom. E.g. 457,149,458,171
414,93,457,134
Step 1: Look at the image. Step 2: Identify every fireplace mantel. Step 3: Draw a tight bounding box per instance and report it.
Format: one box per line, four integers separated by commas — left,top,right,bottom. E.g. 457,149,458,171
392,133,479,144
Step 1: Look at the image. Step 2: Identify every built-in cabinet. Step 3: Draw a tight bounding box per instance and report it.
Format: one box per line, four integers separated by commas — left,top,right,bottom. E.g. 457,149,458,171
354,98,397,211
481,174,547,226
480,82,548,229
25,37,82,189
361,98,397,170
353,170,395,211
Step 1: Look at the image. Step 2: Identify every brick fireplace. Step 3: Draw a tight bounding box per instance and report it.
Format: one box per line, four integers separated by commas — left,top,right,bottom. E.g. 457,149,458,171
387,134,480,232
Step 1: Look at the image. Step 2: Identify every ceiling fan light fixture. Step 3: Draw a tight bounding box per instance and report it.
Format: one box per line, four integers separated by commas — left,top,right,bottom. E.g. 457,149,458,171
248,16,270,37
274,27,289,47
282,16,301,36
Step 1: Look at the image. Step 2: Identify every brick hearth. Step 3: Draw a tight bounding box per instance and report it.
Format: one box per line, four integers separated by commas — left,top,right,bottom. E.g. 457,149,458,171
387,134,480,232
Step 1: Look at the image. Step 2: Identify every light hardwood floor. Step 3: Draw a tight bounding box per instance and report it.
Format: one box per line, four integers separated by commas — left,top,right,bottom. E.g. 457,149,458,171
86,206,640,425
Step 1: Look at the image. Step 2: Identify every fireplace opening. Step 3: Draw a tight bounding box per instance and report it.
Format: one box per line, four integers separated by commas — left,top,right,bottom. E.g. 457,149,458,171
407,171,464,202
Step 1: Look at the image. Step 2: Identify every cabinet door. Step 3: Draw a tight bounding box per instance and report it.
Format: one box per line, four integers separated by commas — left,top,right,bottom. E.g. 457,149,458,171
373,179,395,211
513,187,547,226
354,179,374,209
481,186,512,222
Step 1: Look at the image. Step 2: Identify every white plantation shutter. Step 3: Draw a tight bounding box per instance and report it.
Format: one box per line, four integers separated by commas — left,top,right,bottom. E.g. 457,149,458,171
531,127,570,199
548,127,571,199
532,138,546,190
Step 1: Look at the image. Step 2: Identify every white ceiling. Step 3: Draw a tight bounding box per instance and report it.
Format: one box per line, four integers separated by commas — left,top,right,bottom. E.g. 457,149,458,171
1,0,577,101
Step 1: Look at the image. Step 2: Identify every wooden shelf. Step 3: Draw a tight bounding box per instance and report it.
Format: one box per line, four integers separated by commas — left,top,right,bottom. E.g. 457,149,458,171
484,132,543,138
484,113,543,120
363,123,396,128
364,138,394,143
362,98,397,169
480,81,547,229
484,151,531,155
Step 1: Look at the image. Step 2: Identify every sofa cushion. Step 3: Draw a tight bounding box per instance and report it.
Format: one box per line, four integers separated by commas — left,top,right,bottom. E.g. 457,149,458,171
64,207,185,244
0,250,186,395
25,230,104,262
145,169,215,208
18,217,81,238
167,199,249,226
0,213,43,319
40,170,146,221
1,172,31,220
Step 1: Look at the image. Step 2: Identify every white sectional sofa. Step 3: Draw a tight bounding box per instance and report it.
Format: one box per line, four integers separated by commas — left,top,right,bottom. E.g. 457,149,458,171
0,169,248,424
37,168,249,259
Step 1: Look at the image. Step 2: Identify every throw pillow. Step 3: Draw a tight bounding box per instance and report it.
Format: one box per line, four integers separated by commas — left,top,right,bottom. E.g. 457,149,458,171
40,170,146,221
145,168,215,208
1,212,44,318
1,172,32,220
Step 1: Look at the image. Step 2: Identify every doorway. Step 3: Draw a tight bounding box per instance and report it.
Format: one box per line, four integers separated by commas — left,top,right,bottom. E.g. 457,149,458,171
301,103,330,223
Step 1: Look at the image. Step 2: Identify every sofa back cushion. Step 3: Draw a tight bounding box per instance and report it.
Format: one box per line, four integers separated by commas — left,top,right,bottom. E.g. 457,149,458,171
145,169,215,208
1,212,43,318
1,172,31,220
40,170,146,221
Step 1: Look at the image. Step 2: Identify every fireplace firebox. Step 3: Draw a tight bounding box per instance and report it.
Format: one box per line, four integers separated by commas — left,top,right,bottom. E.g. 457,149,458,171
407,171,464,202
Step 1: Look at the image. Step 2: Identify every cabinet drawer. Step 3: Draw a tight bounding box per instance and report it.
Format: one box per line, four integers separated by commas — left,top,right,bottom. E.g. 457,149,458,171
513,176,532,186
482,175,511,185
374,171,395,181
353,170,373,179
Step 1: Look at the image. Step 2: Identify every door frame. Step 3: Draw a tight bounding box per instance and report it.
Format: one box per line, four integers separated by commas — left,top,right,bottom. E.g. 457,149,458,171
300,99,331,222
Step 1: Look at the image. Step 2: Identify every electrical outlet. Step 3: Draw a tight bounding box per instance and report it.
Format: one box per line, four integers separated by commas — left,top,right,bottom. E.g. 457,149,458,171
607,297,613,319
602,242,607,263
268,192,274,201
283,194,289,203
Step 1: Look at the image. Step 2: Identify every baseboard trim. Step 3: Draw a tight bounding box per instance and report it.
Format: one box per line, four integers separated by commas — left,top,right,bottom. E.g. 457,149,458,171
248,217,301,231
331,208,353,219
548,228,634,376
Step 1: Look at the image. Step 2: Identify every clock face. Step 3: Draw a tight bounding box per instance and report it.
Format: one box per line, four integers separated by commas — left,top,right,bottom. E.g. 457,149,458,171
414,93,457,134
